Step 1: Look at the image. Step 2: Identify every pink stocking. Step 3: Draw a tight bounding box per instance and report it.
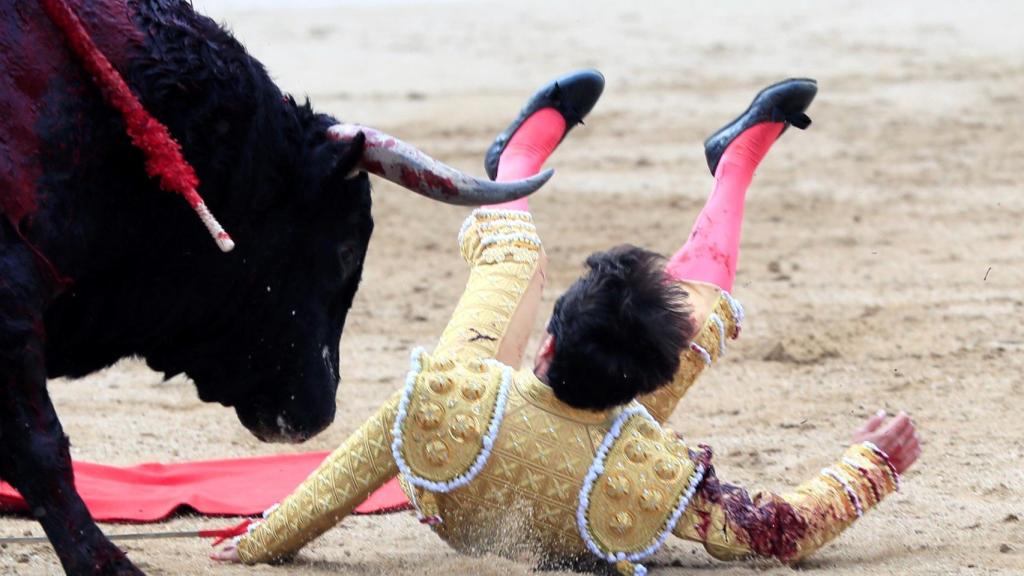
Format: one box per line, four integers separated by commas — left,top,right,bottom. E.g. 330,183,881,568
484,108,567,208
664,122,785,291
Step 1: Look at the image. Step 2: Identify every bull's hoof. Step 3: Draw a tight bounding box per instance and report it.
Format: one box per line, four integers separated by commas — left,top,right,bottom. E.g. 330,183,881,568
97,561,143,569
93,545,145,576
703,78,818,176
485,69,605,180
79,557,144,576
62,541,145,576
101,559,145,576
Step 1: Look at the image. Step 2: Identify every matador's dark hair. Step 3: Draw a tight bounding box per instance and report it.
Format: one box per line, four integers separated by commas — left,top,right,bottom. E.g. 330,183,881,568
546,245,696,411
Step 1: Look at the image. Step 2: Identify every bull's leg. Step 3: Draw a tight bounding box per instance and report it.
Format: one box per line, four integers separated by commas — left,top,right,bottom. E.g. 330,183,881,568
0,246,142,575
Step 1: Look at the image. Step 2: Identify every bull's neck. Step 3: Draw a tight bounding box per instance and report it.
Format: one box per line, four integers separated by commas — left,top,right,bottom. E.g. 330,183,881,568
123,0,299,212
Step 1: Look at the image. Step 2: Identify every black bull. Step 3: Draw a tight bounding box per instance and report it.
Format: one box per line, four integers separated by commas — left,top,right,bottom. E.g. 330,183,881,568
0,1,546,573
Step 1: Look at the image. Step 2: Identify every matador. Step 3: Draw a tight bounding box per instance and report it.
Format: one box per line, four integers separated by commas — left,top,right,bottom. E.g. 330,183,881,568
215,72,921,575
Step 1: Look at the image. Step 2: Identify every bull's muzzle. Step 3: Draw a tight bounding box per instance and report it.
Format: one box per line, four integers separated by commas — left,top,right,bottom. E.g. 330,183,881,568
328,124,553,205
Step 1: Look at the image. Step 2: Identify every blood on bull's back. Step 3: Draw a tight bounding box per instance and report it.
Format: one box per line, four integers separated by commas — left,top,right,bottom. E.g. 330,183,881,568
1,0,141,230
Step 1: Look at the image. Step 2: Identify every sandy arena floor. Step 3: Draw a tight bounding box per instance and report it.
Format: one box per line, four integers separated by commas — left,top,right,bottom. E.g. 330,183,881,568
2,0,1023,574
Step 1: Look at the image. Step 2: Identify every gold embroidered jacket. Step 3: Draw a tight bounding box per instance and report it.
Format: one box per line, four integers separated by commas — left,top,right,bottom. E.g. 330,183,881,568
237,210,901,574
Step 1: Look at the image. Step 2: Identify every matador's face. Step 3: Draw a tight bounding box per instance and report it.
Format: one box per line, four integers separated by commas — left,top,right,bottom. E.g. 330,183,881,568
532,331,556,381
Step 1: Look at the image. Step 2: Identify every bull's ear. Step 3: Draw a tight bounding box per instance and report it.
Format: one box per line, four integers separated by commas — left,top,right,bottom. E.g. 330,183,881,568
324,130,366,189
301,131,366,206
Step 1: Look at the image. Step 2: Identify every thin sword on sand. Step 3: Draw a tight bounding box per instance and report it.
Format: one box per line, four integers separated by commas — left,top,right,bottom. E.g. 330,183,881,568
0,520,253,545
0,530,221,545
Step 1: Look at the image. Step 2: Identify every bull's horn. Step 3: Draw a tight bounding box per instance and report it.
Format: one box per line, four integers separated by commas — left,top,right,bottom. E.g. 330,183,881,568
328,124,553,206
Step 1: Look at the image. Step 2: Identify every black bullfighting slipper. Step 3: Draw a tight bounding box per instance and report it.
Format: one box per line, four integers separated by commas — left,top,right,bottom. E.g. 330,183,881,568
484,69,605,181
703,78,818,176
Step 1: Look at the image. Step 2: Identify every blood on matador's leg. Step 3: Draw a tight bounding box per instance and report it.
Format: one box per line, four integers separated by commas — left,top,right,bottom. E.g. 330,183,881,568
666,121,785,294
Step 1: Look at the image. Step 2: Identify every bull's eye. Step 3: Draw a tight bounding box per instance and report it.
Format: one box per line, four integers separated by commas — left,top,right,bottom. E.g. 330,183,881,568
337,245,358,274
327,242,363,319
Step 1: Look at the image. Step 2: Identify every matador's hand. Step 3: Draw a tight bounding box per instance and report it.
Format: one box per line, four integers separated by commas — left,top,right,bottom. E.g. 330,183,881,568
852,410,921,474
210,542,241,564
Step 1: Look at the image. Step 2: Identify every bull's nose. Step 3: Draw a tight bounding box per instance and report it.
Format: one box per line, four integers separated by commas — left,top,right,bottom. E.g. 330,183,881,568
254,417,312,444
236,403,334,444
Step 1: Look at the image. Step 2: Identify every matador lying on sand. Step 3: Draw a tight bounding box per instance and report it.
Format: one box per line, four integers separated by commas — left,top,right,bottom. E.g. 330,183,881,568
213,72,921,575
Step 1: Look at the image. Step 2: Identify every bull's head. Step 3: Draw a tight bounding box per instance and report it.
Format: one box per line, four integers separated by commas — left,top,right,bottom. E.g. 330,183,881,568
161,104,549,443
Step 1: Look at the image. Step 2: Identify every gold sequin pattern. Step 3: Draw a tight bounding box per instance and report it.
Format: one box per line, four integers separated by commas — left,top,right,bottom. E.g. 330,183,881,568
428,372,609,558
398,358,504,483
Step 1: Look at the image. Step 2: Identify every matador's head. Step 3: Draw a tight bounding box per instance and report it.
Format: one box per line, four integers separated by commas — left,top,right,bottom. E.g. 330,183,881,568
534,245,695,411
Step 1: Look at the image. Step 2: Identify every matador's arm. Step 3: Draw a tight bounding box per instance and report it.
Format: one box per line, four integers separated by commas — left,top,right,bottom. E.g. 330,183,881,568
236,392,401,564
434,209,546,367
674,442,901,564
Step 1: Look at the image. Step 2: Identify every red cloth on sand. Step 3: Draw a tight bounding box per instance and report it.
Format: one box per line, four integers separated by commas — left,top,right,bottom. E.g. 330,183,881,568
0,454,409,522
